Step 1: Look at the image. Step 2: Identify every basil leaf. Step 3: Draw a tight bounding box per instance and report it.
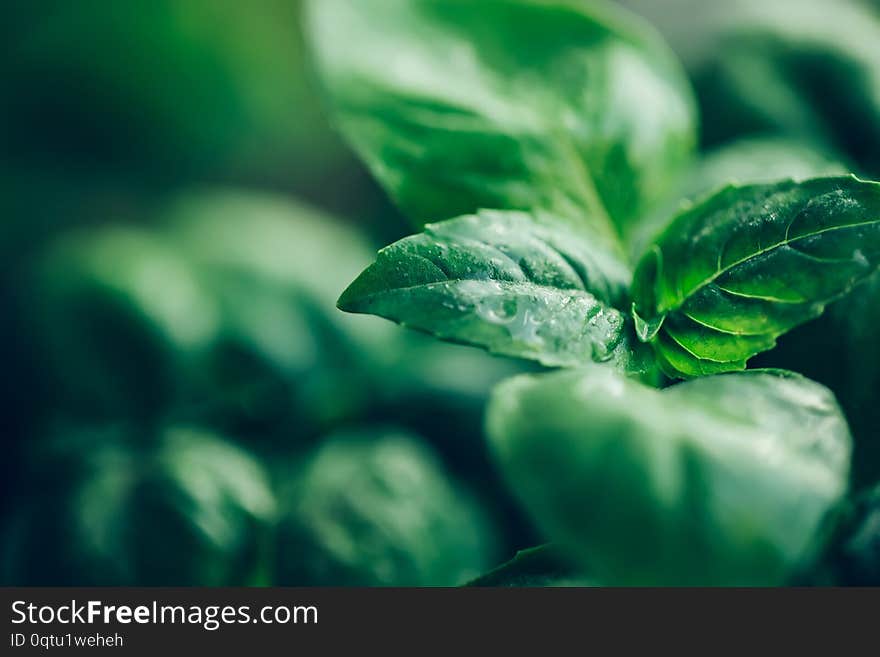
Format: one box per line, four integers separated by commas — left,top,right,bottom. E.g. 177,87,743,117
27,225,221,420
167,192,382,320
487,366,852,585
308,0,696,237
695,0,880,173
466,545,589,587
2,425,277,586
755,270,880,486
167,192,520,438
629,137,847,257
339,209,651,372
815,275,880,481
680,138,848,199
622,0,880,173
275,430,496,586
631,175,880,379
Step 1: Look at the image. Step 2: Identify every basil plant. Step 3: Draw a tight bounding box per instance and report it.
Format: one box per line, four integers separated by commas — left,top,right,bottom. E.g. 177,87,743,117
2,425,276,586
308,0,880,585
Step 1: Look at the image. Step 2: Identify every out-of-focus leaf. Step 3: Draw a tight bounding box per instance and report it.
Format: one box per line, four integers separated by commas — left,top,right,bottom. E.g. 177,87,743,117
487,366,851,585
23,194,379,436
754,271,880,486
308,0,696,237
0,425,276,586
27,225,221,420
466,545,589,587
679,138,848,199
339,209,654,375
629,137,848,255
631,176,880,378
161,191,393,434
166,191,526,437
275,430,496,586
166,191,382,318
22,190,524,442
620,0,880,174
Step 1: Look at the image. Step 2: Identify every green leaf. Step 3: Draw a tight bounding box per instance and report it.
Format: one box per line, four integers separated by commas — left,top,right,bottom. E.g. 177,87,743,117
166,191,382,316
693,0,880,173
27,224,221,420
466,545,589,587
754,270,880,486
628,137,847,257
339,209,651,372
679,138,848,201
274,430,496,586
631,175,880,379
26,192,393,434
308,0,696,237
487,366,852,585
1,425,277,586
620,0,880,173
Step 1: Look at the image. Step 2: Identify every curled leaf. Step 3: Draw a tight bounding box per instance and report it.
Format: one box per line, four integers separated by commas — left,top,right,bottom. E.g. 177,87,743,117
631,175,880,378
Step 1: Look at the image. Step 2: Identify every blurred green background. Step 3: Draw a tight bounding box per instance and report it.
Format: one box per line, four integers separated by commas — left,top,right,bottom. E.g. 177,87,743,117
2,0,880,585
0,0,534,585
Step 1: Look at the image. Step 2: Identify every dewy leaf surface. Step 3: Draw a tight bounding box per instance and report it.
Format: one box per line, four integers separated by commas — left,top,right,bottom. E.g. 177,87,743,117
339,210,649,372
631,175,880,378
308,0,696,238
487,366,852,585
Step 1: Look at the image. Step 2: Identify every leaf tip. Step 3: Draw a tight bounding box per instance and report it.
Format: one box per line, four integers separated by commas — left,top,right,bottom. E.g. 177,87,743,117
337,272,368,314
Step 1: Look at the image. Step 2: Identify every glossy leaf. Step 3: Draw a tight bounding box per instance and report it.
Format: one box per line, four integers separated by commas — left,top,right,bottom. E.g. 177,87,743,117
339,209,651,372
308,0,696,237
631,176,880,378
487,366,852,585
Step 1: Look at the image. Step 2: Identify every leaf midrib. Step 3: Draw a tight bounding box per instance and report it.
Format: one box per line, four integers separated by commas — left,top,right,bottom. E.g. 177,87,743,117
662,216,880,315
552,126,621,249
345,276,608,308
